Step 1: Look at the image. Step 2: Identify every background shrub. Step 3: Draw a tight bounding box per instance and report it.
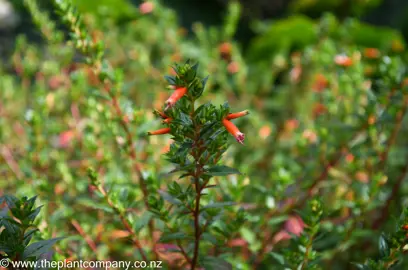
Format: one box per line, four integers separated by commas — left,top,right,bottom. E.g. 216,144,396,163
1,0,408,269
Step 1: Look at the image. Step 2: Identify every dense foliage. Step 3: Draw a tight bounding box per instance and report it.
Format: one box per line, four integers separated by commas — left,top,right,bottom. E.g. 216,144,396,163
1,0,408,269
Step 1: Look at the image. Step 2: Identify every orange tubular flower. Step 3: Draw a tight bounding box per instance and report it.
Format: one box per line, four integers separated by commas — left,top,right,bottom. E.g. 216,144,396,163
148,127,171,136
165,87,187,109
222,118,245,144
226,110,249,120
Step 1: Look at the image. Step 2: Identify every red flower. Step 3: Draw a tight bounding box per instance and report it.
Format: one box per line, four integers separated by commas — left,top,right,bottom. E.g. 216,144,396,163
226,110,249,120
148,127,171,136
222,118,245,144
165,87,187,109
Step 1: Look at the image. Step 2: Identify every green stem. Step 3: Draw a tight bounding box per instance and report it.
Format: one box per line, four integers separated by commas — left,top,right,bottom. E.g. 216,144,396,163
300,235,314,270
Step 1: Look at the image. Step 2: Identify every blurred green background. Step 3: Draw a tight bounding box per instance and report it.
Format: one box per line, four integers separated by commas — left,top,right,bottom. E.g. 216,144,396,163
2,0,408,53
2,0,408,269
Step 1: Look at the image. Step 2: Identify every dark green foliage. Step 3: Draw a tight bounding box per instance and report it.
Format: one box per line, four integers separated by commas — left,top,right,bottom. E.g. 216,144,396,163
0,196,62,266
148,62,247,268
2,0,408,269
354,208,408,269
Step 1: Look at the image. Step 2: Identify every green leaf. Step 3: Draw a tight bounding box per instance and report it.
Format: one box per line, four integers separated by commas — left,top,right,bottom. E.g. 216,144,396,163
378,234,390,258
159,232,189,243
164,75,176,85
77,198,114,213
158,190,183,205
28,206,43,222
169,163,195,174
178,173,191,179
0,244,13,253
269,252,285,265
200,256,232,270
207,128,226,143
203,202,236,209
22,237,64,260
267,215,289,226
205,166,241,176
191,63,199,72
23,229,39,246
178,112,193,126
134,212,153,233
3,195,18,209
26,196,38,210
199,122,219,139
240,227,256,246
202,76,209,88
1,218,20,236
201,233,218,245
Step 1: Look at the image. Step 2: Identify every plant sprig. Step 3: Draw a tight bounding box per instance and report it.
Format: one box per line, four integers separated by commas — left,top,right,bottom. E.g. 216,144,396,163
147,61,248,269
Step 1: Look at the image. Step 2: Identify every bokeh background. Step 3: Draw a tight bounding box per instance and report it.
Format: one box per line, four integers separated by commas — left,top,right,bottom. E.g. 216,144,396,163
2,1,408,50
2,0,408,269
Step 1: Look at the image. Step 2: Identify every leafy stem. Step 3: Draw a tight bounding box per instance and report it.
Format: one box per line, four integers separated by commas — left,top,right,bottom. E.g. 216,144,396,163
191,101,206,269
52,0,155,243
148,61,247,269
300,235,315,270
88,169,149,261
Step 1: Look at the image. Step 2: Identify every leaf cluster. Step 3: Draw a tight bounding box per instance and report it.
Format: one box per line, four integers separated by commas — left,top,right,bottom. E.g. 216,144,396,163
0,196,62,263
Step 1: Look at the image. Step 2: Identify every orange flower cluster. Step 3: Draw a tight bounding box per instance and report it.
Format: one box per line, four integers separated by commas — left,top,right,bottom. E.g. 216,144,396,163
148,86,187,136
148,111,173,136
148,84,248,144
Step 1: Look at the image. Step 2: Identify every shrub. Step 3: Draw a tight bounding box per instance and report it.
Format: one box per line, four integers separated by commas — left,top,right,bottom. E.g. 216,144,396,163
1,0,408,269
